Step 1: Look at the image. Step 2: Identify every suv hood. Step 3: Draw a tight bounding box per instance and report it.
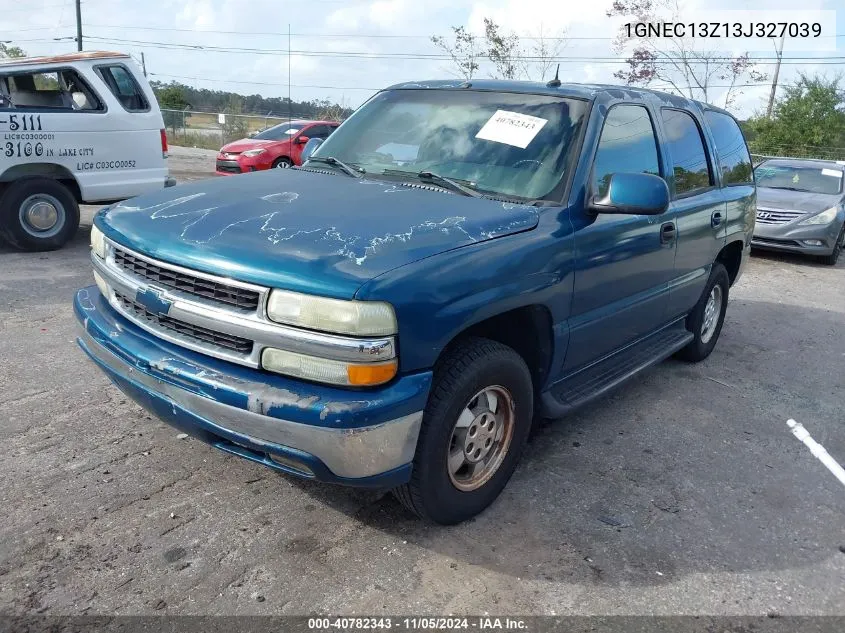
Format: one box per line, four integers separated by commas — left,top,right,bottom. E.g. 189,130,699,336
99,169,539,298
756,187,841,214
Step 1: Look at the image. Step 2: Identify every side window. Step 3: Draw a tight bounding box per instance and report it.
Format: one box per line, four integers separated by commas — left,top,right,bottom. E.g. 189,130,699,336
704,111,753,185
660,109,713,195
305,125,330,140
97,65,149,112
2,69,102,111
592,105,661,198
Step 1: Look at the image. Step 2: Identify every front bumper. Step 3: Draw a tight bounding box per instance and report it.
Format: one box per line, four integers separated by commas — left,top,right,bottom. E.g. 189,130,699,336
215,159,245,175
752,220,842,256
74,286,431,487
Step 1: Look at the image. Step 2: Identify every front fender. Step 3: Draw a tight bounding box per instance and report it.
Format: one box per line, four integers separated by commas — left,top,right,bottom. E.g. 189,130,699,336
355,213,575,374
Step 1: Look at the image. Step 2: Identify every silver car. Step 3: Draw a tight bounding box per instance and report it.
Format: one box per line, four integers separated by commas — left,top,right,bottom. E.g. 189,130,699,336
752,159,845,265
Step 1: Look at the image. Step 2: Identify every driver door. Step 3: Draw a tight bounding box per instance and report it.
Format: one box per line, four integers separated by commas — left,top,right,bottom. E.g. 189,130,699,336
564,103,677,372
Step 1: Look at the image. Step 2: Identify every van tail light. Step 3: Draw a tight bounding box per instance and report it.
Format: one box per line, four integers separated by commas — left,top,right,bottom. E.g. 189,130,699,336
160,129,169,158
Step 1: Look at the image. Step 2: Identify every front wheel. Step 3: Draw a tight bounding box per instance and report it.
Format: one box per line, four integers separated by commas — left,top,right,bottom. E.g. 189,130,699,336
675,263,730,362
0,178,80,252
818,223,844,266
272,157,292,169
393,337,533,525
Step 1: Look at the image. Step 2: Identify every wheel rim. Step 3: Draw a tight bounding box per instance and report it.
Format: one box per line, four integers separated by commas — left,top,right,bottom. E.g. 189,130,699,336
700,285,723,344
277,160,290,169
19,194,65,238
447,385,515,492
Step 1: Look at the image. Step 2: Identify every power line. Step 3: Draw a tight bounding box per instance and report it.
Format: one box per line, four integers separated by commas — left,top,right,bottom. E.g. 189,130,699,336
76,36,845,64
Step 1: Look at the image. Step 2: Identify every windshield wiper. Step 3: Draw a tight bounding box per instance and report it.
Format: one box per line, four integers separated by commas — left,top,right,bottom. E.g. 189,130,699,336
381,169,482,198
307,156,365,178
418,171,483,198
766,186,804,192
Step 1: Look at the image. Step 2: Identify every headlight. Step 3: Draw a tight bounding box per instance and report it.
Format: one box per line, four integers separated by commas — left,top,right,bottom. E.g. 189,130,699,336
799,206,839,225
261,348,397,386
90,224,106,258
266,289,397,336
241,148,266,157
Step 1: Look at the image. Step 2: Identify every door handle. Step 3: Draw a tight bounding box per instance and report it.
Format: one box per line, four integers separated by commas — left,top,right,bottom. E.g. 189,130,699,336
711,211,723,228
660,222,676,244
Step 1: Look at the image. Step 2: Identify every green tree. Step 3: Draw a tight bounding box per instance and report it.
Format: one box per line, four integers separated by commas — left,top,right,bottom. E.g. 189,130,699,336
431,26,481,81
746,74,845,158
157,83,190,135
222,95,249,143
0,43,26,59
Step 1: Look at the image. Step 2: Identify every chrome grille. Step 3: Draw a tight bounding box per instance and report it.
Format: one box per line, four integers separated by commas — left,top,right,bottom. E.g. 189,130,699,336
755,208,804,225
114,247,260,311
115,291,254,355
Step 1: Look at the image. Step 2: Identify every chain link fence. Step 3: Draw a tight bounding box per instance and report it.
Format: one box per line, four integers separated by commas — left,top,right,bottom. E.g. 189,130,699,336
750,146,845,165
161,108,329,150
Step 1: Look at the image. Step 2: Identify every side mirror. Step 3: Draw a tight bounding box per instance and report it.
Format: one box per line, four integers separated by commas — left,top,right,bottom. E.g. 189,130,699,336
295,135,310,145
589,172,669,215
301,137,323,162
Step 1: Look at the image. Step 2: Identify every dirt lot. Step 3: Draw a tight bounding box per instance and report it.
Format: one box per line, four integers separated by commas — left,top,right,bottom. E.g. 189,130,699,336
1,147,844,616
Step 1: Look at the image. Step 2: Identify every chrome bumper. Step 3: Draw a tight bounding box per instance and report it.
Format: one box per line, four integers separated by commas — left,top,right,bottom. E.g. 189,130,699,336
78,322,422,480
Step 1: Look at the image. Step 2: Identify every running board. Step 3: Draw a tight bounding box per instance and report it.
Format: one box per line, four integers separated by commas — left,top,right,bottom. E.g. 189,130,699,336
541,321,693,418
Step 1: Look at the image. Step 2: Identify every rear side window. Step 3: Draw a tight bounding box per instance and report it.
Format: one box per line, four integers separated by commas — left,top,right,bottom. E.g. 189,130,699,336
1,69,102,111
660,109,713,196
97,65,149,112
592,105,661,198
304,125,332,140
704,111,753,185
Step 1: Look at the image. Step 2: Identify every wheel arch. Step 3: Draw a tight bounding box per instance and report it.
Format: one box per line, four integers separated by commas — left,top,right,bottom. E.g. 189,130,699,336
0,164,83,203
716,239,744,286
437,304,554,399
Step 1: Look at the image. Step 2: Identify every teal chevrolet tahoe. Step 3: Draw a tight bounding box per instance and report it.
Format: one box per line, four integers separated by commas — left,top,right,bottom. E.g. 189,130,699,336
74,79,755,524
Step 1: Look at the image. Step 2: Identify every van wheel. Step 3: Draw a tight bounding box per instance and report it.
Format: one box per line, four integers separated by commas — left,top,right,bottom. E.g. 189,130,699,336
675,263,730,362
272,157,292,169
393,337,533,525
0,178,80,252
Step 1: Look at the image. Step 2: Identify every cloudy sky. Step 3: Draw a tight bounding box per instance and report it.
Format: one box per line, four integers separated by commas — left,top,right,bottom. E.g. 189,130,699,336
5,0,844,118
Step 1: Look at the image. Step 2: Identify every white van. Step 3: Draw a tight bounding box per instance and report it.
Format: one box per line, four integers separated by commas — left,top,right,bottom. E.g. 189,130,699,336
0,51,174,251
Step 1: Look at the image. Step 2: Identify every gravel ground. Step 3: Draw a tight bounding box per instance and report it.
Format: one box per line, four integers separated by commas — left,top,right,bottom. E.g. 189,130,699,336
1,147,843,616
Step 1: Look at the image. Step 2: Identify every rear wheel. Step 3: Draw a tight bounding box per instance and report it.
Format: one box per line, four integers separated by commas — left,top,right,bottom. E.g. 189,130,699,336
675,263,729,362
393,337,533,525
0,178,80,251
818,223,844,266
272,157,292,169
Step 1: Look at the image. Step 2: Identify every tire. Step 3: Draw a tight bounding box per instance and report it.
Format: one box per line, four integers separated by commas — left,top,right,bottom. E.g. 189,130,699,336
0,178,80,252
393,337,533,525
818,223,844,266
675,263,730,362
272,157,292,169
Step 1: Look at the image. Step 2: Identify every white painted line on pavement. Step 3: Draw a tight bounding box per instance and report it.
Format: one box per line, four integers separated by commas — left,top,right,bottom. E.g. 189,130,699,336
787,419,845,488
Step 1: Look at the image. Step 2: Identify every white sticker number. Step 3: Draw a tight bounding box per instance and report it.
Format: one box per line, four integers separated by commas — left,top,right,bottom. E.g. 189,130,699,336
475,110,548,149
821,168,843,178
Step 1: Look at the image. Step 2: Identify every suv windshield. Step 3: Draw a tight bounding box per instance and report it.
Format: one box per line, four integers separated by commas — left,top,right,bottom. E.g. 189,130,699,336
755,162,844,195
308,89,588,201
253,122,306,140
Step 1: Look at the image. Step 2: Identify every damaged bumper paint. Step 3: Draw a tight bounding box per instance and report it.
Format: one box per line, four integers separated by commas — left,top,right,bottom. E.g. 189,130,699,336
74,286,431,487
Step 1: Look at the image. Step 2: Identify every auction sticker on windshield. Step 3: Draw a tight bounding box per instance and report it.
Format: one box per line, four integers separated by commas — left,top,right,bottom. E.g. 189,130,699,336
475,110,548,149
821,168,843,178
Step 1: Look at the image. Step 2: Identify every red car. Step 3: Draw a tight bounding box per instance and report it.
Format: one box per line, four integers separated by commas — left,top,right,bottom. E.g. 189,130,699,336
215,120,339,175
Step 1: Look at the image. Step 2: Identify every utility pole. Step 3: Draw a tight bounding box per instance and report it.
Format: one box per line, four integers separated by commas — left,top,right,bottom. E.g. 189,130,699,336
287,23,291,127
141,52,147,77
75,0,83,51
766,35,785,118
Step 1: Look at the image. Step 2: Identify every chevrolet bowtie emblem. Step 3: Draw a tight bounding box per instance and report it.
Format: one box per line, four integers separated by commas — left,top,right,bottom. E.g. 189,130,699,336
136,287,172,316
